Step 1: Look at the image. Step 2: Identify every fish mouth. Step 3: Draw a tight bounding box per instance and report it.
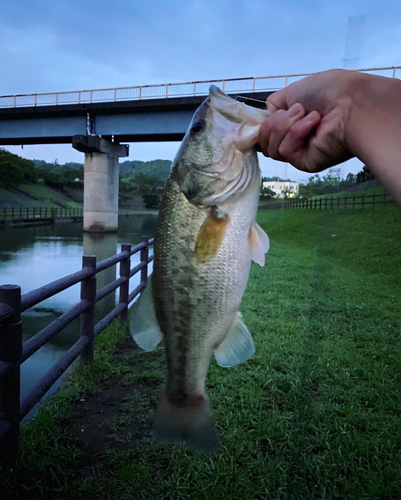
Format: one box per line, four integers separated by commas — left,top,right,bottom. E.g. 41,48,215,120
209,85,232,98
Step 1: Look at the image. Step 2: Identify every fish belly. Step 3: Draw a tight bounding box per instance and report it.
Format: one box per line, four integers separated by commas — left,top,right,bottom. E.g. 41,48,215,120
152,177,256,400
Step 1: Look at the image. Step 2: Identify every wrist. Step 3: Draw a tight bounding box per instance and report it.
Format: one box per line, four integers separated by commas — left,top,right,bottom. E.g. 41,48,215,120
342,72,373,159
345,72,401,161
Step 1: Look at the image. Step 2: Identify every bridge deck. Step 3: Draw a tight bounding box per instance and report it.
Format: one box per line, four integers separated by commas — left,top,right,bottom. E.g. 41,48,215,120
0,66,399,145
0,92,272,145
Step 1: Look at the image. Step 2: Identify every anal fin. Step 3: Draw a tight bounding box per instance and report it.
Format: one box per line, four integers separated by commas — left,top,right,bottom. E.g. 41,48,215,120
129,276,162,351
214,312,255,368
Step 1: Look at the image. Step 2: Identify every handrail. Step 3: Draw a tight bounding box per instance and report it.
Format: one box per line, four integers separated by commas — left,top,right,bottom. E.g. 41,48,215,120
21,299,90,363
0,207,83,223
0,66,399,109
0,236,154,465
21,267,94,312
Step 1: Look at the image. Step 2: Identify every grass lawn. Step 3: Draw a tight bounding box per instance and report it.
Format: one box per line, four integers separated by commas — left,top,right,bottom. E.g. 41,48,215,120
1,206,401,499
311,186,390,200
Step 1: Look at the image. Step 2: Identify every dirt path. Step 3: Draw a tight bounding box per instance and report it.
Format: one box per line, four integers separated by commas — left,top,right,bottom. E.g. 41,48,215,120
67,337,162,474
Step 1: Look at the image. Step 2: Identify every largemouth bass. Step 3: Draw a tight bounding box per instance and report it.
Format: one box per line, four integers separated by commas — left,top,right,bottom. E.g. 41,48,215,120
130,86,270,453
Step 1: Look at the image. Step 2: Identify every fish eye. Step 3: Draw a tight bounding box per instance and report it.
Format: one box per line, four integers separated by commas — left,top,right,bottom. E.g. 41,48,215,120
191,120,205,134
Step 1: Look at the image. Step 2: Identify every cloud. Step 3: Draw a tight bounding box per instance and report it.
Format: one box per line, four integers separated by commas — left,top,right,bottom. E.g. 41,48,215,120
1,0,400,174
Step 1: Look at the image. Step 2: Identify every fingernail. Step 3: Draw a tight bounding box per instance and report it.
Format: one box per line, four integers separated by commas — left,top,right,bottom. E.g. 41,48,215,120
288,103,302,118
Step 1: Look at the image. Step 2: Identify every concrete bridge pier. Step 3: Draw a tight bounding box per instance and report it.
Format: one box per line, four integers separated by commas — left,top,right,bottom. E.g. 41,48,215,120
73,135,128,232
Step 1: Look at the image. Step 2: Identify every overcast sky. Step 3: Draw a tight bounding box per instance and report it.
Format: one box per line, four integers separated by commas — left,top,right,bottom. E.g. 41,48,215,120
2,0,401,182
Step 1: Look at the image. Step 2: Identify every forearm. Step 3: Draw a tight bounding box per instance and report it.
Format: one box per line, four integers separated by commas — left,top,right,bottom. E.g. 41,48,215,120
347,73,401,206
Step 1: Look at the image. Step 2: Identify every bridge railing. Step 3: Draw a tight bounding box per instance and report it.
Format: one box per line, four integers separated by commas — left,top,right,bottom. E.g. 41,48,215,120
0,236,153,465
0,66,400,109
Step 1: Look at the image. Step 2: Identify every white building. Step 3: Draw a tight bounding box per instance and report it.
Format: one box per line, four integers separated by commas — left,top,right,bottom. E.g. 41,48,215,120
262,180,299,198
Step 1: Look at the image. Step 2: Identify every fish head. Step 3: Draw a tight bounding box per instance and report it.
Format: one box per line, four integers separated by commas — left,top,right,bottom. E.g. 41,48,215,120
173,85,270,205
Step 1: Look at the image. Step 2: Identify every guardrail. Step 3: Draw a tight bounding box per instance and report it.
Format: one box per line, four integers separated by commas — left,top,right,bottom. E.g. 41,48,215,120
260,193,395,211
0,66,400,109
0,207,83,222
0,236,153,466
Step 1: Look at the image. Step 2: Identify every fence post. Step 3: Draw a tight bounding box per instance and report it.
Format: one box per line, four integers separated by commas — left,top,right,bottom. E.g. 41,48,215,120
140,236,149,291
361,194,365,210
0,285,22,467
119,244,131,321
80,256,96,364
372,194,375,210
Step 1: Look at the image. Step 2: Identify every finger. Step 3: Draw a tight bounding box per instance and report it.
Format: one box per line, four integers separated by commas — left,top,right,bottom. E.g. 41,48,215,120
278,111,321,160
258,119,273,157
266,88,289,112
267,103,305,160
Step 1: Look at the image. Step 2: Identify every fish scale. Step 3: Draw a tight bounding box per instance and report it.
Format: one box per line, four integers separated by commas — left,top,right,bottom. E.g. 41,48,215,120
153,172,257,398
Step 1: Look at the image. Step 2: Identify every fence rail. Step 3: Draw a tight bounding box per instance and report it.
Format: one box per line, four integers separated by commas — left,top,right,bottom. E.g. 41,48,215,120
260,193,395,211
0,206,83,223
0,236,153,465
0,66,400,109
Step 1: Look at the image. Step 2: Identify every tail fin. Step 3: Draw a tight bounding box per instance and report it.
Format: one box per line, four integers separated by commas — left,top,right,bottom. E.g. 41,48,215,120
152,394,220,454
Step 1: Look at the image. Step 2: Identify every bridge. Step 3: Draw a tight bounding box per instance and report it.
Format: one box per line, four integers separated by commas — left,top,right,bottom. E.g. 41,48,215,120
1,66,399,232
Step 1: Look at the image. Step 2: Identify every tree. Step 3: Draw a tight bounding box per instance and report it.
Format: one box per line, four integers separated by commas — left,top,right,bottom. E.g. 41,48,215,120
260,186,276,198
0,149,37,186
143,194,160,208
120,172,161,195
58,165,83,186
282,187,294,199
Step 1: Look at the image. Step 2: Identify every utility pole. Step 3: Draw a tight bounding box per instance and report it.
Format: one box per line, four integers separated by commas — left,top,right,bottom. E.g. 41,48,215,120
343,16,366,70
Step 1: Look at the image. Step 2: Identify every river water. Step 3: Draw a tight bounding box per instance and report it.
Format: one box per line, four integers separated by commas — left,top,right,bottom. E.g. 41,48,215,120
0,215,158,420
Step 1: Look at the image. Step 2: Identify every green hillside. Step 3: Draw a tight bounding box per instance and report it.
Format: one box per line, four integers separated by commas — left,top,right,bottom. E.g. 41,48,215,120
0,183,81,208
119,159,172,181
32,158,172,182
1,149,173,209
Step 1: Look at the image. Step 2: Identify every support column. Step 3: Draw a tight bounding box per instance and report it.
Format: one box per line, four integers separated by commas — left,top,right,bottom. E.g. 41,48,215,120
73,135,129,232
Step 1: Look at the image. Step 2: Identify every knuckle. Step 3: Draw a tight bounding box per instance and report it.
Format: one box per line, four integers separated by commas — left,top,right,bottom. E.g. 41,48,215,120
267,144,283,161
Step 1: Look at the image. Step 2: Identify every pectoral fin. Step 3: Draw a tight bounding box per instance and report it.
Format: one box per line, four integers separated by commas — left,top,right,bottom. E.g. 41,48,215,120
214,312,255,368
248,222,270,266
195,212,229,261
129,277,162,351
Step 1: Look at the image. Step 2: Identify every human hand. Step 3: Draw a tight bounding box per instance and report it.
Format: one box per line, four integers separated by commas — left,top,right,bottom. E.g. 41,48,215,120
258,69,359,172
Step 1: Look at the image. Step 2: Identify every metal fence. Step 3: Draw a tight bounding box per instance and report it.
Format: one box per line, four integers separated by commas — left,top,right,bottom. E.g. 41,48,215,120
0,66,400,109
260,193,395,211
0,207,83,222
0,236,153,465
